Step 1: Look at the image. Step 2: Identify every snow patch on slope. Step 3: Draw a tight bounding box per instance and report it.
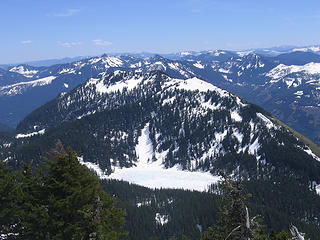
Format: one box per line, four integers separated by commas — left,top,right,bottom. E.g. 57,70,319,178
78,156,107,178
83,124,220,191
89,57,102,64
237,51,253,57
266,62,320,81
219,68,231,74
162,96,176,105
230,110,242,122
316,184,320,195
294,91,304,96
87,75,144,95
201,101,223,111
149,61,167,71
102,56,123,68
59,68,76,74
155,213,169,225
303,147,320,162
9,66,38,78
193,62,205,69
257,113,274,129
233,129,244,143
199,130,228,162
248,137,260,156
166,77,230,98
16,129,45,138
168,63,193,78
135,123,154,166
0,76,56,96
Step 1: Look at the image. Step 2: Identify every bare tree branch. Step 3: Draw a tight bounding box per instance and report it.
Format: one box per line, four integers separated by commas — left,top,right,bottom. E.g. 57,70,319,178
225,225,241,240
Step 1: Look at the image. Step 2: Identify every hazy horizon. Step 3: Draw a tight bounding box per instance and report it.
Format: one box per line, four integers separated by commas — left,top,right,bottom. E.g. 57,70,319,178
2,0,320,64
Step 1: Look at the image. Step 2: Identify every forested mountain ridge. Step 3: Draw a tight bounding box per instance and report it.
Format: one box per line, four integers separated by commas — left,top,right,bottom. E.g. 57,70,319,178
3,70,319,183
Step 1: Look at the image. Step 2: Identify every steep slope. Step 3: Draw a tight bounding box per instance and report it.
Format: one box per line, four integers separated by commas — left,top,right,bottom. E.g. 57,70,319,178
10,71,320,184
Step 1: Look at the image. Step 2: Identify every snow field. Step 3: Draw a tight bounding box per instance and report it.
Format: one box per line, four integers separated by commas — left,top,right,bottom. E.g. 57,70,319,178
80,124,220,192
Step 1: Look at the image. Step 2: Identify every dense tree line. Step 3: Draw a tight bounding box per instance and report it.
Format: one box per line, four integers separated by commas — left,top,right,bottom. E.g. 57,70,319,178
0,149,126,240
2,150,319,239
101,177,319,240
201,172,308,240
101,179,220,240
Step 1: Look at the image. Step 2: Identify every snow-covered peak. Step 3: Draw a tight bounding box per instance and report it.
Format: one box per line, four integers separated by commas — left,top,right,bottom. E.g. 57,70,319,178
180,51,192,56
148,61,167,71
210,50,227,56
237,51,254,57
9,65,38,78
101,56,123,68
86,70,231,99
165,77,230,98
266,62,320,80
293,46,320,53
86,74,144,95
56,55,124,76
87,55,124,68
85,71,157,94
239,52,262,61
88,57,103,64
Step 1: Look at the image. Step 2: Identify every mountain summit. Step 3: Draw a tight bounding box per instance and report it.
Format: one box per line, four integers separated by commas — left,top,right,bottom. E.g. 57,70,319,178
5,70,319,191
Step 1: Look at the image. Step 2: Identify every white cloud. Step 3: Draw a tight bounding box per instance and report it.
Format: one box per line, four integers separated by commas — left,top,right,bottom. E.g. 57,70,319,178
21,40,32,44
49,9,80,17
57,41,82,48
93,39,112,46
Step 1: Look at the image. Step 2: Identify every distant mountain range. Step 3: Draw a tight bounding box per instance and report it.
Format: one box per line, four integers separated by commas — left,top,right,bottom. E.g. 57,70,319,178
1,44,320,145
1,43,319,68
0,56,90,69
252,45,320,56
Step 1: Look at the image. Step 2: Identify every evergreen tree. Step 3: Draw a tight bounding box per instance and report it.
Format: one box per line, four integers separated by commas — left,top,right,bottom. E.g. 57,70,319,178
17,164,50,239
201,172,264,240
0,162,20,239
0,150,126,240
42,150,127,239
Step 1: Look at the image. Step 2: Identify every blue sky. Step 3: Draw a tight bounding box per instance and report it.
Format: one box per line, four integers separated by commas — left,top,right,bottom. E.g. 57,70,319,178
1,0,320,64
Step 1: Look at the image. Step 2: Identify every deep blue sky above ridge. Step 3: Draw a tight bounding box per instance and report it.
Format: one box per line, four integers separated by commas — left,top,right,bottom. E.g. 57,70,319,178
1,0,320,64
